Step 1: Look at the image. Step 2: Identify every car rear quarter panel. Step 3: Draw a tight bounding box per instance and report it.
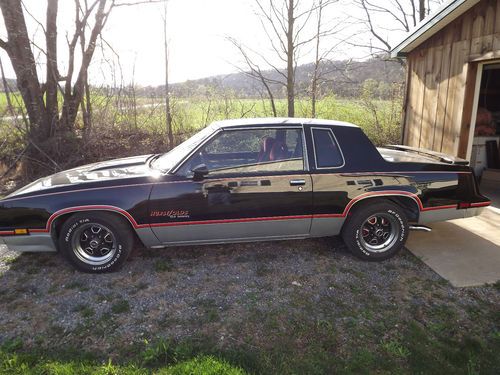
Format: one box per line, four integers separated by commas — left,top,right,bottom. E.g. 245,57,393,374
307,125,490,235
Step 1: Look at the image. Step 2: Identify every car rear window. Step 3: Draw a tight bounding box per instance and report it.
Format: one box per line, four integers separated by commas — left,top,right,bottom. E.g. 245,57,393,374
312,128,344,168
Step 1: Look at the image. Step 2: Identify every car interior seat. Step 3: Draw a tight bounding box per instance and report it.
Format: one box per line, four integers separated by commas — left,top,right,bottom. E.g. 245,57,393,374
292,134,303,158
270,141,288,161
258,137,275,162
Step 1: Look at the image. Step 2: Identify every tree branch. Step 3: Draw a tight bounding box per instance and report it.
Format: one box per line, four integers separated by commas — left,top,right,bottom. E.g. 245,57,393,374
0,38,8,50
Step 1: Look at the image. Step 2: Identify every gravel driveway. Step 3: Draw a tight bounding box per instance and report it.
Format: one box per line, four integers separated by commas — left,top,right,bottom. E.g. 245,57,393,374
0,238,498,373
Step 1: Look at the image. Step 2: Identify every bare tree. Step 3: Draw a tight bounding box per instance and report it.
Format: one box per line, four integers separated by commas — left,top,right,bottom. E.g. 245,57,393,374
0,0,162,174
162,1,173,149
350,0,444,56
229,0,342,118
227,37,278,117
310,0,343,118
252,0,331,117
79,2,94,139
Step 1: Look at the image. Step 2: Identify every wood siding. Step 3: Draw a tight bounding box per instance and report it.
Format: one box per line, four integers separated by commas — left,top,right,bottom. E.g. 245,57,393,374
403,0,500,157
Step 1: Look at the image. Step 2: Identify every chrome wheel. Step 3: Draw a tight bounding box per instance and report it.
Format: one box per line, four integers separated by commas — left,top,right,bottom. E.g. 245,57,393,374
359,213,399,253
71,223,117,266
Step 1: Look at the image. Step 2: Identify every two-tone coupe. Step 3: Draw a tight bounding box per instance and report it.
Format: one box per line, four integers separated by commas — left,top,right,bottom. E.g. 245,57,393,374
0,118,490,272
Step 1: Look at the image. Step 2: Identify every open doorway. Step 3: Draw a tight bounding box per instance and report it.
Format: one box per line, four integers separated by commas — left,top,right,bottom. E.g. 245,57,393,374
470,62,500,185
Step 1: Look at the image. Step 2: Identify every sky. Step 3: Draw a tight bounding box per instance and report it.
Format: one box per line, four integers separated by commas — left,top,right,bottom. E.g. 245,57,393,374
0,0,425,86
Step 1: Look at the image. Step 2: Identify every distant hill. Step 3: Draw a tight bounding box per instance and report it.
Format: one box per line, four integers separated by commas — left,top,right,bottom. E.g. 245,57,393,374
162,58,405,99
1,58,405,99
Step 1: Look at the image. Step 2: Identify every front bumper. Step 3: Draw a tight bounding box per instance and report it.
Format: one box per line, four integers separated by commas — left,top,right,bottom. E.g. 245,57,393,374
0,233,57,252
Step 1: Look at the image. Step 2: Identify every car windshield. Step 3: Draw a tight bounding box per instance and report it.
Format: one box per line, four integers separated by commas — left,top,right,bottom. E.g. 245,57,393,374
151,124,216,172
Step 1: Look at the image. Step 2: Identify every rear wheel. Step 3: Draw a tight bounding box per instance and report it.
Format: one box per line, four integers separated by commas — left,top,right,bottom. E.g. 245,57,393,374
59,212,133,273
341,201,409,261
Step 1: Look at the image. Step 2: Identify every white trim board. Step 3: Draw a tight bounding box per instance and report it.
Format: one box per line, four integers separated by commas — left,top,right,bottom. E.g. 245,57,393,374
466,60,500,161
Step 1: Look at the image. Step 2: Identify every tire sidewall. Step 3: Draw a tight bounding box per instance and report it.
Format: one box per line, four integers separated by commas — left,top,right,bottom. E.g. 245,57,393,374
60,214,128,273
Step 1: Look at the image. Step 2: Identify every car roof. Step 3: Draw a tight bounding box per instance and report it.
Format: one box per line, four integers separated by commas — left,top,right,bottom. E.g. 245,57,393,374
211,117,359,129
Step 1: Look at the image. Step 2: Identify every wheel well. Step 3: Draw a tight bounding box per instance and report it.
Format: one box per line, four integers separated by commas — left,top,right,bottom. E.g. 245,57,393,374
51,210,142,244
348,196,420,222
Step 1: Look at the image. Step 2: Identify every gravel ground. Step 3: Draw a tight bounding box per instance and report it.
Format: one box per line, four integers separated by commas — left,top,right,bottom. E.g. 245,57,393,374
0,238,499,371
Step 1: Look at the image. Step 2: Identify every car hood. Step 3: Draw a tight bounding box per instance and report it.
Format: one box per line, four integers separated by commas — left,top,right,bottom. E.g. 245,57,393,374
6,154,156,198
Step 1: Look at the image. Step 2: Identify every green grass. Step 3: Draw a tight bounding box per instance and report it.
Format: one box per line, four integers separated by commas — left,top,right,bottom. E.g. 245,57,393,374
127,96,402,146
64,281,89,292
110,299,130,314
72,304,95,318
0,351,245,375
0,338,248,375
1,310,499,375
0,93,402,147
154,258,174,272
161,355,246,375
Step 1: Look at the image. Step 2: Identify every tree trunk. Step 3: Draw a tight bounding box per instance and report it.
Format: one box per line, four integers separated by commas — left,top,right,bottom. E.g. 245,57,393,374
45,0,59,138
81,79,92,139
0,0,48,142
311,78,317,118
311,0,323,118
262,78,277,117
419,0,425,21
61,0,107,130
164,3,174,149
286,0,295,118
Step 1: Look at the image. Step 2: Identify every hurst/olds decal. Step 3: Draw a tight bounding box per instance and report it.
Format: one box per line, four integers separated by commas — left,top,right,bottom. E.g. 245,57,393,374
150,210,190,219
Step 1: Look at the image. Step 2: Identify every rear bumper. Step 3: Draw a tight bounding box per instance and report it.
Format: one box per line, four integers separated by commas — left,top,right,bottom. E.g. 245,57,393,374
0,233,57,252
418,206,486,224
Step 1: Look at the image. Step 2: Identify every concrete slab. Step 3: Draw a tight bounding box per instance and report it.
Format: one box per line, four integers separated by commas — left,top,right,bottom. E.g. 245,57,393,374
481,181,500,209
406,207,500,287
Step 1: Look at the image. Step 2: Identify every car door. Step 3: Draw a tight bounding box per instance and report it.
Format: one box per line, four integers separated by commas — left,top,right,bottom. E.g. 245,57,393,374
148,126,313,245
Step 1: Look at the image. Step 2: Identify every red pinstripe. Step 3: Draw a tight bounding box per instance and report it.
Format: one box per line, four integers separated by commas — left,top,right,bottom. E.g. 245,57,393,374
29,205,145,233
2,194,489,233
421,204,458,211
149,214,313,227
142,191,457,228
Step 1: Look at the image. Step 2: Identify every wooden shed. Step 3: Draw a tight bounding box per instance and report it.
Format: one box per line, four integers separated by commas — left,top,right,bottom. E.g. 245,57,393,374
392,0,500,177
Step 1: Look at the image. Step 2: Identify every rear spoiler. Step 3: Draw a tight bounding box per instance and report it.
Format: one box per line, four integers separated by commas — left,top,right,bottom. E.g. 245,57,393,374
385,145,470,166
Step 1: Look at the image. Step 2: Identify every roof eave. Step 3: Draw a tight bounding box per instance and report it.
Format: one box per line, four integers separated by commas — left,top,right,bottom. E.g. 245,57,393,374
390,0,480,58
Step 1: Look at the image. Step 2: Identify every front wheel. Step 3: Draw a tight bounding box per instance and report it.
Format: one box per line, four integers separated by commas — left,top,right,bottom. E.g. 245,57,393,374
341,201,409,261
59,212,134,273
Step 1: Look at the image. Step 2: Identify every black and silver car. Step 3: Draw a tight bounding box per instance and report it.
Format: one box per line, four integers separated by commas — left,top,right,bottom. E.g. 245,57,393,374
0,118,490,272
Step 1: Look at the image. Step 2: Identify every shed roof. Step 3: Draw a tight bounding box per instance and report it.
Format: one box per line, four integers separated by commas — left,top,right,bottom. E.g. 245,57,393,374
391,0,480,58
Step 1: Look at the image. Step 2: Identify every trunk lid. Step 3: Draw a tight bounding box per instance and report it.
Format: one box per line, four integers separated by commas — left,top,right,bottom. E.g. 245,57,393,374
378,145,469,165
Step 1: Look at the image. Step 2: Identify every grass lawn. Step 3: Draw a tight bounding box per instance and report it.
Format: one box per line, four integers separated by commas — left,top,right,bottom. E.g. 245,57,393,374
0,93,402,145
0,238,499,375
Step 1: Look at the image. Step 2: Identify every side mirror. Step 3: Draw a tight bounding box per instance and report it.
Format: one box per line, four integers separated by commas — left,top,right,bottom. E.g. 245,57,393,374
191,164,209,180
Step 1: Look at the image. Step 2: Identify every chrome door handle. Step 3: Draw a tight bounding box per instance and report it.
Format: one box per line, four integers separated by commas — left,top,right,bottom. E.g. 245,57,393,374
289,179,306,186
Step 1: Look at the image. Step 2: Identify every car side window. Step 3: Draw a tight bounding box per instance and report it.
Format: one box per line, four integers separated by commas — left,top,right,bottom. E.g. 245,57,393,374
179,128,305,176
312,128,344,168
